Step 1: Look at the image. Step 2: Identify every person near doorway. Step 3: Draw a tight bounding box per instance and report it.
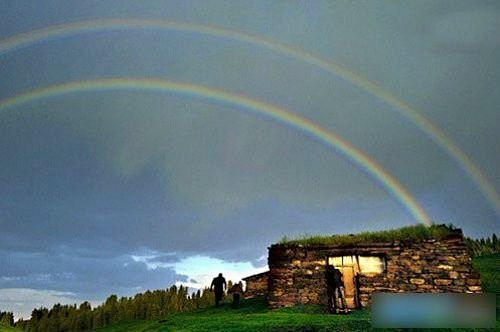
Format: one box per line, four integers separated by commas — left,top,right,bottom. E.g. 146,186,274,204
210,273,227,307
326,265,348,314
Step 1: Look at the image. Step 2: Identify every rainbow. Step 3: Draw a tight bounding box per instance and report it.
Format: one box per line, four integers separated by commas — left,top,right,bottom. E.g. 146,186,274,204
0,19,498,218
0,78,431,225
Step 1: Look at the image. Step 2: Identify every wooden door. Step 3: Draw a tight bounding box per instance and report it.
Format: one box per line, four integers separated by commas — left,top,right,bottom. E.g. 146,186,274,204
338,266,356,309
328,256,358,309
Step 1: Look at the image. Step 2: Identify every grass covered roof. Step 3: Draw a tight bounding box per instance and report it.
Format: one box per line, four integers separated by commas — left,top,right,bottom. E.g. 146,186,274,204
278,224,459,247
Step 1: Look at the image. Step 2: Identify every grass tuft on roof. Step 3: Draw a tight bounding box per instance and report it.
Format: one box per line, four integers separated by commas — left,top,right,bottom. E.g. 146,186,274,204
278,224,458,247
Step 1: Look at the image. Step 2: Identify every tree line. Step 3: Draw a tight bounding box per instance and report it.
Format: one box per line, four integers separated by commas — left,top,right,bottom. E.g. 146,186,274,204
465,233,500,257
0,311,15,327
6,281,241,332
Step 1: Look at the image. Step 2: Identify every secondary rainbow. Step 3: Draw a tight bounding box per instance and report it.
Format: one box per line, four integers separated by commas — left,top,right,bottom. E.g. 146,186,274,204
0,78,431,225
0,18,497,218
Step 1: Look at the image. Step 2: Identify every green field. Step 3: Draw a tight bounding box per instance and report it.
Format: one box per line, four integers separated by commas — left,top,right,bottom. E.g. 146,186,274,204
95,299,372,332
0,324,18,332
94,254,499,332
2,254,498,332
472,253,500,327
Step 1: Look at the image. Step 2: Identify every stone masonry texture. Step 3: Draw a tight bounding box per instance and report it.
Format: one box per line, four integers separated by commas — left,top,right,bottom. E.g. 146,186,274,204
243,271,269,299
267,229,481,309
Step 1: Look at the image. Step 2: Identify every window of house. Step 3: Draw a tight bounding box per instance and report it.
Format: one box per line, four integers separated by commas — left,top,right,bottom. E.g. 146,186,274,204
357,255,385,273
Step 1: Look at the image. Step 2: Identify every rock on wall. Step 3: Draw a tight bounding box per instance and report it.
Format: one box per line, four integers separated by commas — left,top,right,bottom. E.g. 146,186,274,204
357,236,481,307
267,233,481,309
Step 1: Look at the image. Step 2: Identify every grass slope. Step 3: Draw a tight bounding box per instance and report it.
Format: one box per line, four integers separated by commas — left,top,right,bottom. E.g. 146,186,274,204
472,252,500,328
0,324,20,332
95,254,499,332
96,300,370,332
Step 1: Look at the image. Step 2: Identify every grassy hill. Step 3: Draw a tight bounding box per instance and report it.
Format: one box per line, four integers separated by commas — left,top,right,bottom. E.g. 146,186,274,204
2,254,497,332
90,253,499,332
97,299,372,332
91,299,369,332
0,324,19,332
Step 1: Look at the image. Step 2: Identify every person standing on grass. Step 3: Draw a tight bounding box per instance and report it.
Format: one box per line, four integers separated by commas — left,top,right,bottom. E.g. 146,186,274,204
210,273,227,307
228,282,243,309
326,265,348,314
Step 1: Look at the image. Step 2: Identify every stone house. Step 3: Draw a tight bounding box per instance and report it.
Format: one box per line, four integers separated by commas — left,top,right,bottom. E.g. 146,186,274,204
242,271,269,299
244,225,482,310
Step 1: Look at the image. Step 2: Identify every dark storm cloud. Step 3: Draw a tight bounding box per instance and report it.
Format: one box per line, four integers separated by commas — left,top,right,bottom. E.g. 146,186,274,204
0,93,406,260
0,247,187,300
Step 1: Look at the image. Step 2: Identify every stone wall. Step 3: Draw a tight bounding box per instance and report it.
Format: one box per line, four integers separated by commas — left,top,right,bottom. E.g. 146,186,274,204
243,271,269,299
267,230,481,309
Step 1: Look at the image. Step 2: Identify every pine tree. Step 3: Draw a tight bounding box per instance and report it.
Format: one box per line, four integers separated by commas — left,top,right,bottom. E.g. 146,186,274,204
0,311,14,326
14,278,244,331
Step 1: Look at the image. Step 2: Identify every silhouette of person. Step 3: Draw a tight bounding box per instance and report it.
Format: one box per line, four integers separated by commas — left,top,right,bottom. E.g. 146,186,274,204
210,273,227,307
326,265,348,314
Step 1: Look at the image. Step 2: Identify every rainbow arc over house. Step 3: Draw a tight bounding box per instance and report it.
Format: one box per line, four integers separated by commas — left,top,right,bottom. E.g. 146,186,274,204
0,18,498,218
0,78,431,226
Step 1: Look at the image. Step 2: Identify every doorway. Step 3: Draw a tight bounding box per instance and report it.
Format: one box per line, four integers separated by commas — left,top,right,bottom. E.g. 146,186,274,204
328,256,357,308
327,255,385,309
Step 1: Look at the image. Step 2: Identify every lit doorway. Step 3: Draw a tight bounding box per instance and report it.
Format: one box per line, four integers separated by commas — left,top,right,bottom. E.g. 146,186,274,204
327,255,385,309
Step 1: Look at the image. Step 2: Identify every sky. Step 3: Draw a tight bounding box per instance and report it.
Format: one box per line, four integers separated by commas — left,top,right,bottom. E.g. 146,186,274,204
0,0,499,320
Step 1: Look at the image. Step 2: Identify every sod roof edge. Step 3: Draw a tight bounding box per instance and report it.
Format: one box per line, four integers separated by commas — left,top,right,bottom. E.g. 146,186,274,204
274,224,463,248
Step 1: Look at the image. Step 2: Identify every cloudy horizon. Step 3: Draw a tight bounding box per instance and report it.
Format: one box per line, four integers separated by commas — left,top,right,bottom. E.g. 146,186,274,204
1,0,499,320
